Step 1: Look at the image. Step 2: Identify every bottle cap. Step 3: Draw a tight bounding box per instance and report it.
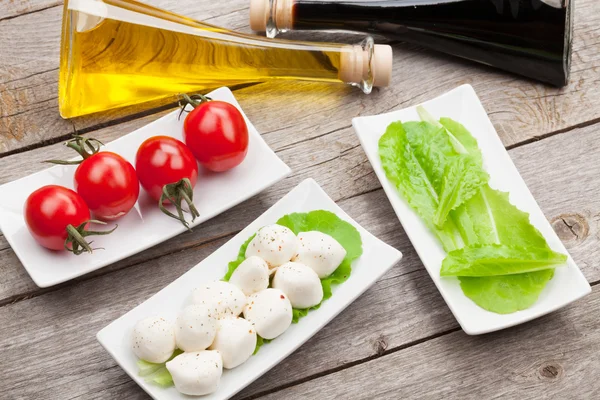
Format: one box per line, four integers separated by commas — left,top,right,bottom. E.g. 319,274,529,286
250,0,293,32
249,0,268,31
372,45,393,87
339,44,393,88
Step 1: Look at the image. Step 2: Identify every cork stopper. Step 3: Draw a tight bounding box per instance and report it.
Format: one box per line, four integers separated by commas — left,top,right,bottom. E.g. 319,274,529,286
339,44,393,88
249,0,269,31
250,0,293,32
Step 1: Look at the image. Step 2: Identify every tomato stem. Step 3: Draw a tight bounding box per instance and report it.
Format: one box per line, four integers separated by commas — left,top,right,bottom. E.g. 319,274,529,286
159,178,200,231
177,93,212,120
45,135,104,165
65,220,118,255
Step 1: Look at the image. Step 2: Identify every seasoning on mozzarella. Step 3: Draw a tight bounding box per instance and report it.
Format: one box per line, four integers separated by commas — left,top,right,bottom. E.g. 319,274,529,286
293,231,347,278
192,281,247,318
229,256,270,296
209,317,257,369
243,288,292,339
175,305,218,352
131,316,176,363
245,224,299,268
272,262,323,309
166,350,223,396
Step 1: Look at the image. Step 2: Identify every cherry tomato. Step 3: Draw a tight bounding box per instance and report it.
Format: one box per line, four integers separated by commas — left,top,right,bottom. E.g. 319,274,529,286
136,136,200,228
183,100,249,172
136,136,199,201
24,185,91,251
75,152,139,220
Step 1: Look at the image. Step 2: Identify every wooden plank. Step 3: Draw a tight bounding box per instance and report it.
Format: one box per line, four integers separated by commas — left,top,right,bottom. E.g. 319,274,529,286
258,286,600,400
1,122,599,398
1,0,600,154
0,0,62,21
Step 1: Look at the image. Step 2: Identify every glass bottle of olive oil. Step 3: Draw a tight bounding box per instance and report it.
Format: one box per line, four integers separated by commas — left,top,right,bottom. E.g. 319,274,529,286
59,0,392,118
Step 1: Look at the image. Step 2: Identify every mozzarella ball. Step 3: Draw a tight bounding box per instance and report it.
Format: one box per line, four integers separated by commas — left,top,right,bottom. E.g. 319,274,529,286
293,231,347,278
209,317,257,369
272,262,324,309
243,288,292,339
245,224,299,268
131,316,176,363
192,281,247,318
229,256,270,296
166,350,223,396
175,305,218,352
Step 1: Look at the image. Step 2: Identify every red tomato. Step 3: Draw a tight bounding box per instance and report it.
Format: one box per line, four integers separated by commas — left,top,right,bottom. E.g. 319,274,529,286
183,100,249,172
24,185,91,250
74,152,139,220
135,136,199,201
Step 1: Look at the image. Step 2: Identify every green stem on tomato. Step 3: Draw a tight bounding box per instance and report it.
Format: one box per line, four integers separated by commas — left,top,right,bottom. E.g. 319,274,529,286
177,93,212,120
158,178,200,231
64,220,118,255
45,135,105,165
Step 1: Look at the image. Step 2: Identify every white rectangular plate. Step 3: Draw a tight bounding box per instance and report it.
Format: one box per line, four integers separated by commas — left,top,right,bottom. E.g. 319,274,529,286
97,178,402,400
0,87,290,288
353,84,591,335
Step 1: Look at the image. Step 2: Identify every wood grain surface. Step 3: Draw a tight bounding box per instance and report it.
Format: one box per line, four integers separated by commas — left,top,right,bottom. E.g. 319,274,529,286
1,0,600,399
1,122,599,399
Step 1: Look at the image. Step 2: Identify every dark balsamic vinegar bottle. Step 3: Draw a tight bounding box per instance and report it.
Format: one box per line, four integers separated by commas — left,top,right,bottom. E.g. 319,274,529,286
250,0,573,86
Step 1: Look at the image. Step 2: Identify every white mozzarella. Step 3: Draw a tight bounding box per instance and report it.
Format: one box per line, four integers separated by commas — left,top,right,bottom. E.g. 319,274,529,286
209,317,257,369
243,288,292,339
175,305,218,352
293,231,347,278
166,350,223,396
272,262,323,309
131,316,176,363
229,256,270,296
245,224,299,268
192,281,247,318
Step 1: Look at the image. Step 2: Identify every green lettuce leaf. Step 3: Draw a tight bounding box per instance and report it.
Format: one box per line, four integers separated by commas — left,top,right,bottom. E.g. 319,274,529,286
137,349,183,387
415,106,488,226
441,244,567,277
380,109,568,314
223,234,255,282
434,156,488,228
459,269,555,314
224,210,363,353
378,121,464,251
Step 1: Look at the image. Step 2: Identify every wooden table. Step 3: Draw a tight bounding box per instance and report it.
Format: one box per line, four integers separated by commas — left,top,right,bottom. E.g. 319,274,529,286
1,1,600,398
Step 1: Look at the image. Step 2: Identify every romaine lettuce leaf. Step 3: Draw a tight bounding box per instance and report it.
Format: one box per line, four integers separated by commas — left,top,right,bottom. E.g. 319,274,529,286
434,156,488,228
380,109,567,314
459,269,555,314
441,244,567,277
378,121,464,251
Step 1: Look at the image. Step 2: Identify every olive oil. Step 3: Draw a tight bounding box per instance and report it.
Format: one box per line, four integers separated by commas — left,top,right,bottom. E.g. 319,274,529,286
252,0,572,86
59,0,390,118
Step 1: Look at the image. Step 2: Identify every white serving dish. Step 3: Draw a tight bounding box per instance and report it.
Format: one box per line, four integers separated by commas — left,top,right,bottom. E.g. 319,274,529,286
0,87,290,288
97,178,402,400
353,84,591,335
